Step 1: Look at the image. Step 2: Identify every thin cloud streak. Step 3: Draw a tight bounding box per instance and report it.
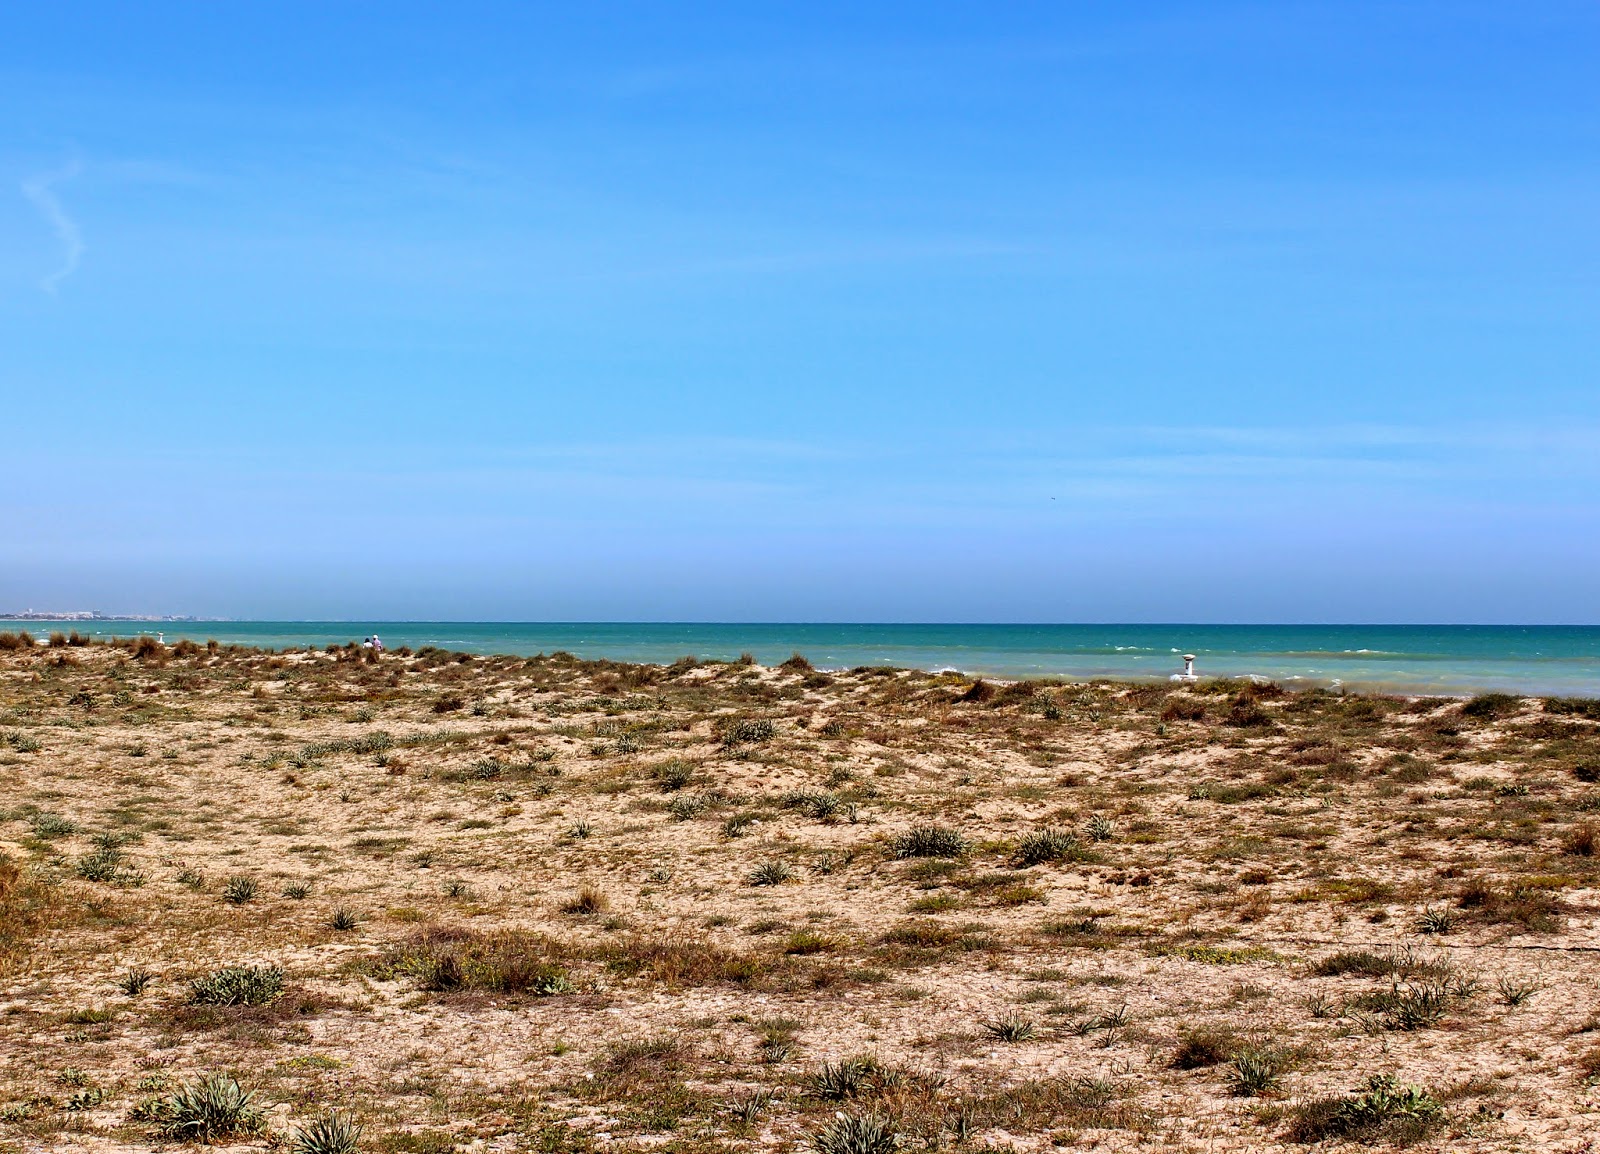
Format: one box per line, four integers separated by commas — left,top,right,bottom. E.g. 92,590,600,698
21,159,85,293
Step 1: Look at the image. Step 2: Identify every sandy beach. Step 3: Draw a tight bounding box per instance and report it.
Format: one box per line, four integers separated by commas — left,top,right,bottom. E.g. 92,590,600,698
3,633,1599,1152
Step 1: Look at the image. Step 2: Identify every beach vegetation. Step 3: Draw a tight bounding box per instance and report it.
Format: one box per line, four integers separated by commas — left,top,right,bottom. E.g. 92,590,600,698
0,634,1593,1148
892,825,968,859
188,964,285,1006
145,1073,266,1141
289,1111,363,1154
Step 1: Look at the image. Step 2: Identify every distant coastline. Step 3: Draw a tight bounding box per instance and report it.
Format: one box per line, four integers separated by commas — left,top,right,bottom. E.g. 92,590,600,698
0,611,204,622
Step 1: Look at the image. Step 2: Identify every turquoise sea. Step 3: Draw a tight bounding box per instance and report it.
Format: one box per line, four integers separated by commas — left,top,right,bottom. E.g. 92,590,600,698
38,622,1600,697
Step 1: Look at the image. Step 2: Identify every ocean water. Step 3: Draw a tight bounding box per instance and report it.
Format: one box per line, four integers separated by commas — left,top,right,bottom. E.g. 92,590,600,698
40,622,1600,697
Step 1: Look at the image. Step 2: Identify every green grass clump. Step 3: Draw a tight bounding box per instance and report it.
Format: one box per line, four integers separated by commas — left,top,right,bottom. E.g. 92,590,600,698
812,1110,900,1154
327,908,360,931
782,790,843,820
750,860,795,886
188,964,285,1006
75,847,124,882
147,1074,265,1142
1227,1046,1287,1097
1014,828,1088,867
1416,906,1457,934
1358,981,1458,1031
812,1056,882,1100
653,759,694,791
31,813,76,839
222,875,259,905
289,1110,362,1154
721,718,776,746
1287,1074,1443,1143
892,825,968,859
981,1013,1037,1042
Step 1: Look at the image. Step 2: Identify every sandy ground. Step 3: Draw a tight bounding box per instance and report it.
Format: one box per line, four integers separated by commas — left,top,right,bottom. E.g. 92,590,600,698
2,637,1599,1153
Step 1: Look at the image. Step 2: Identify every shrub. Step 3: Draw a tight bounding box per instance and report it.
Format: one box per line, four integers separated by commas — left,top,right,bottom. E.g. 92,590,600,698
118,968,154,996
654,759,694,792
959,679,996,704
597,934,766,987
812,1110,900,1154
668,791,732,820
892,825,968,859
188,964,285,1006
1161,698,1206,722
1564,824,1597,857
1014,828,1086,867
562,887,609,916
1462,692,1522,720
881,920,963,949
1310,947,1444,979
389,927,573,995
132,635,167,662
1547,697,1600,720
1226,696,1273,728
1287,1074,1443,1144
1172,1027,1242,1069
148,1074,265,1142
289,1111,362,1154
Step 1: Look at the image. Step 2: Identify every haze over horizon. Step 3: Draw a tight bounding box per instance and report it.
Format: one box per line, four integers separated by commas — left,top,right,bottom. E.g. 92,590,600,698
5,4,1598,623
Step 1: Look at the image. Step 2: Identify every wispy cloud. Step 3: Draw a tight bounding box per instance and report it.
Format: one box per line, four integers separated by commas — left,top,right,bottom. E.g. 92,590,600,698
22,159,85,293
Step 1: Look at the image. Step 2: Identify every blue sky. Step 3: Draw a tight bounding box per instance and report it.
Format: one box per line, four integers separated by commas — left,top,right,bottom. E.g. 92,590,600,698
3,2,1597,621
